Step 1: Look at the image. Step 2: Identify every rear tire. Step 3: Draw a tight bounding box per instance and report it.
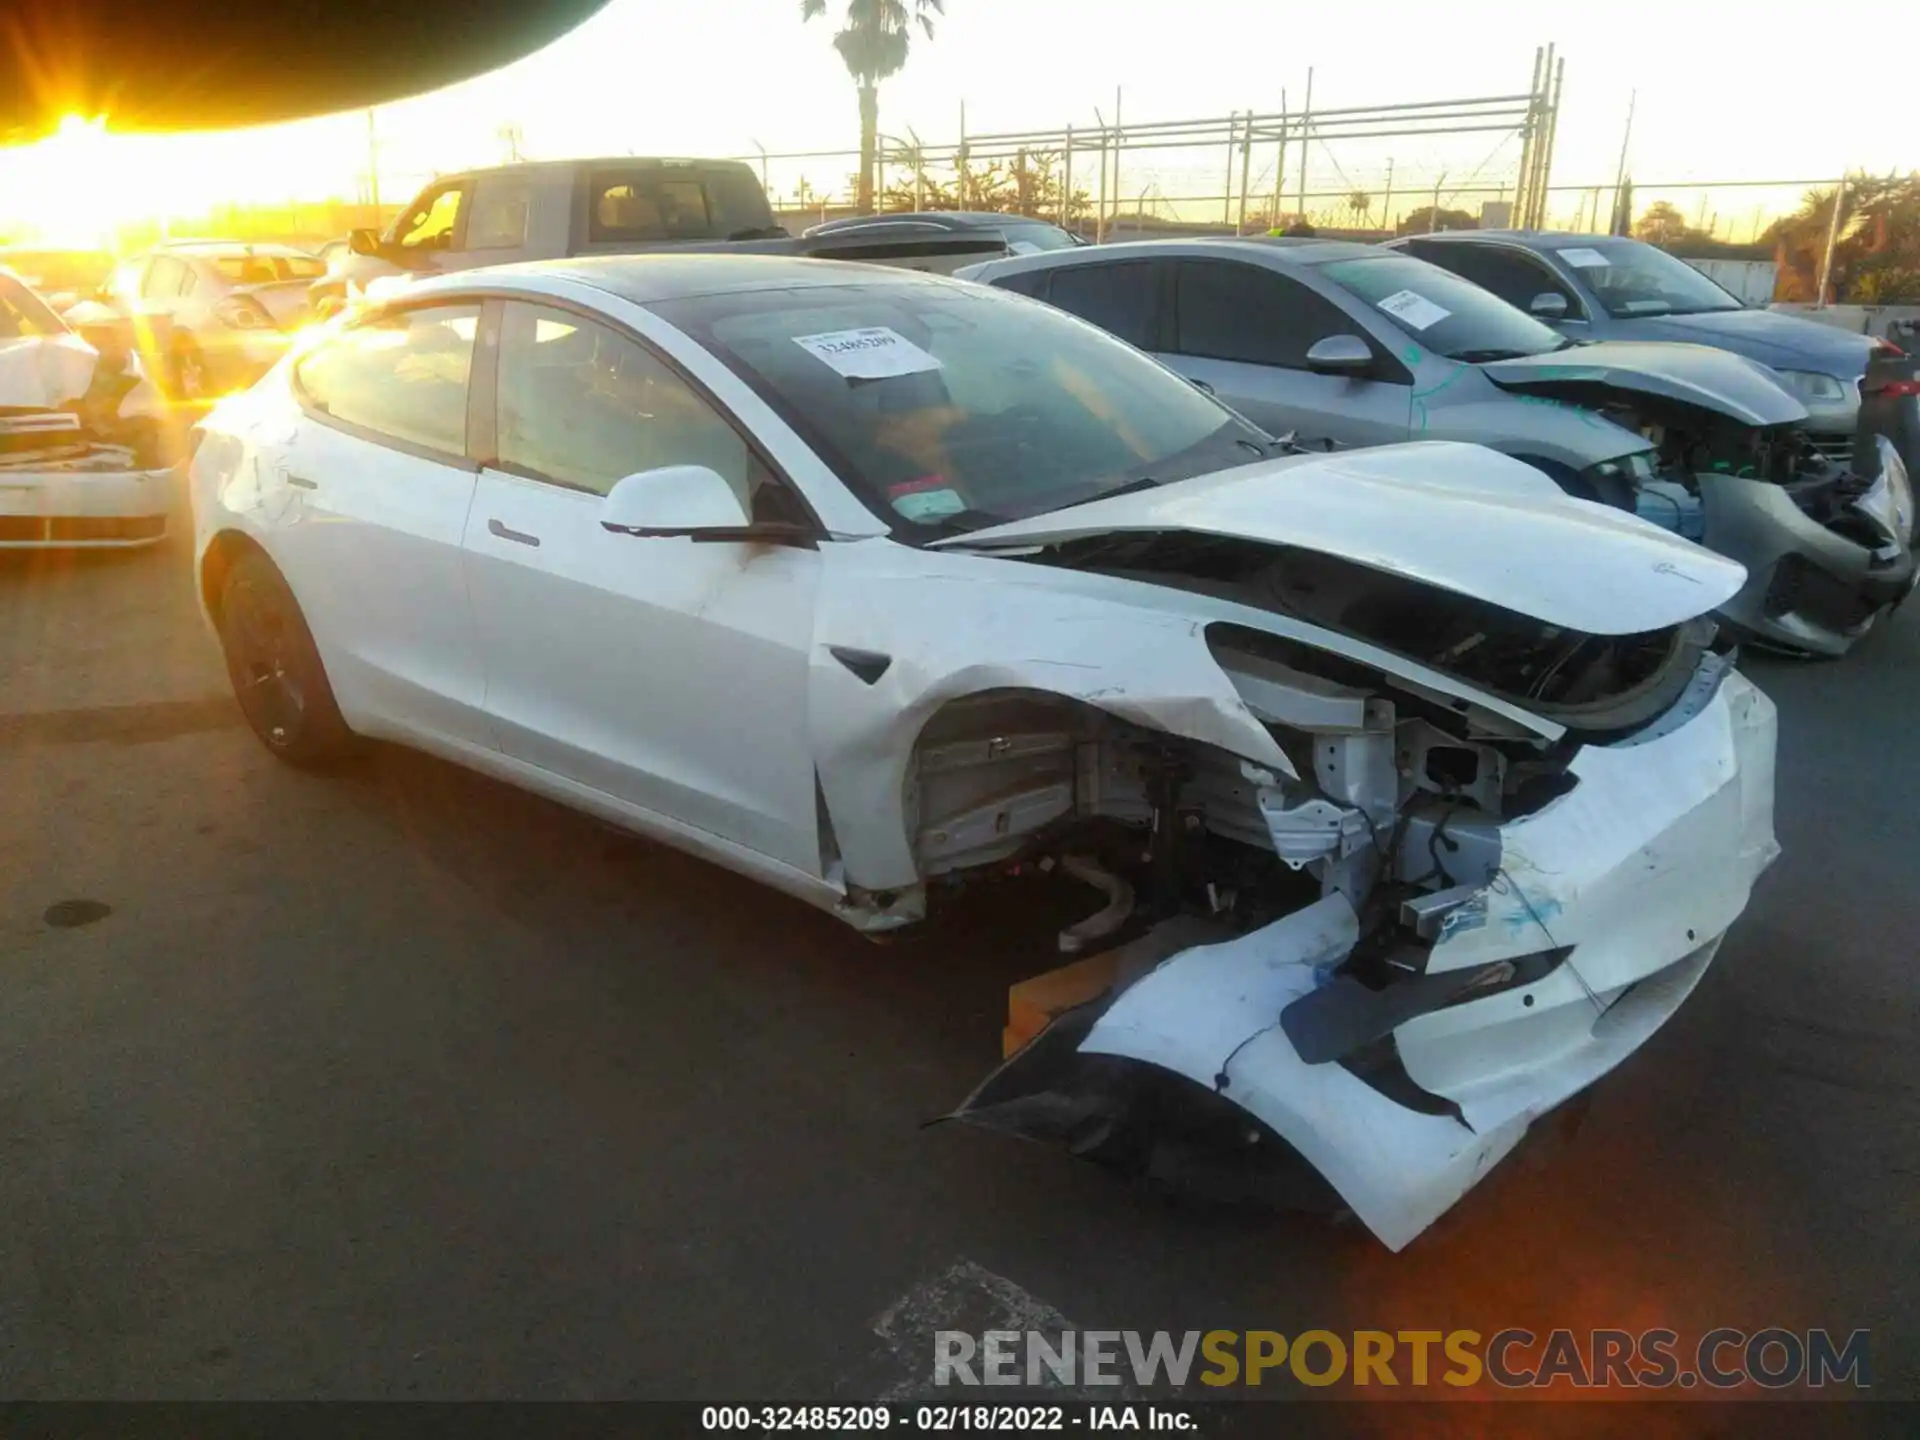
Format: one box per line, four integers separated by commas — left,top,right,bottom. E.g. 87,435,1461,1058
217,552,358,768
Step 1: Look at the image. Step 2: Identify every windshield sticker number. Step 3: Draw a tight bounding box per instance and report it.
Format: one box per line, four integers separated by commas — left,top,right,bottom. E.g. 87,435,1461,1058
888,481,968,522
1556,247,1612,268
794,326,944,380
1376,289,1452,331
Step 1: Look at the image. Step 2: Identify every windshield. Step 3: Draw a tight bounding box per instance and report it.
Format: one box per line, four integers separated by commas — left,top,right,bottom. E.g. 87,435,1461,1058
0,251,113,296
653,281,1263,534
1003,222,1082,255
1318,253,1568,361
1550,239,1744,317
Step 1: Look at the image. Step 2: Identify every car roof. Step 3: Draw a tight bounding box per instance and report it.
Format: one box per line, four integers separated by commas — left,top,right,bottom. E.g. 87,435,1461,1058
815,211,1058,231
406,252,960,306
1396,230,1622,247
437,156,759,183
155,241,320,259
987,235,1383,270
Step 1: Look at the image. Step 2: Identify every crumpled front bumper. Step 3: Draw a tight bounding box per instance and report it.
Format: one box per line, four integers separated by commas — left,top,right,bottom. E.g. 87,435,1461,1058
1699,468,1917,655
957,668,1780,1251
0,454,174,547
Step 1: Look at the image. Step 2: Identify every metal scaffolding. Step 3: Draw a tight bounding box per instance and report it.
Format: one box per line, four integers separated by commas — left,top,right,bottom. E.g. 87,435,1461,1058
731,49,1565,236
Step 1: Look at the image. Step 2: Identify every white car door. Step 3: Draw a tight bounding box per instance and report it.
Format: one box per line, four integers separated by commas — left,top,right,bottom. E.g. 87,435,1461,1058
460,299,825,875
262,301,492,747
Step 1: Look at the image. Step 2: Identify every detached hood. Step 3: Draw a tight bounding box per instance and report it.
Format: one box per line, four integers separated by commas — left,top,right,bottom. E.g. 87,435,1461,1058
932,441,1745,635
1611,307,1877,377
1482,341,1809,428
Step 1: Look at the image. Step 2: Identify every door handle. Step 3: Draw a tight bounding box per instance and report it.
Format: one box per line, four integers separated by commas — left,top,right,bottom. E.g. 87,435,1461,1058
286,473,318,490
487,517,541,548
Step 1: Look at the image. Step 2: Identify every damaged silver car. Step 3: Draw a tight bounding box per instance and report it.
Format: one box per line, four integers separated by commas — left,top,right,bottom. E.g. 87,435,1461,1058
0,266,174,547
959,239,1917,656
189,259,1779,1251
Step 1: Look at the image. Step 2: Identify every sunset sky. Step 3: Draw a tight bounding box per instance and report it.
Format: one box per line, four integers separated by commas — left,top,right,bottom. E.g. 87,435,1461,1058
0,0,1908,243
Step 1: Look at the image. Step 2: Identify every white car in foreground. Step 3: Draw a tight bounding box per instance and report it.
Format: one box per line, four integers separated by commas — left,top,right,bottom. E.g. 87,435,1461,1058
188,256,1780,1249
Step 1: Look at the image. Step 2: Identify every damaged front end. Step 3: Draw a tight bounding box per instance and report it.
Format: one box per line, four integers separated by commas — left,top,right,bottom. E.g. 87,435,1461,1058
930,548,1778,1250
1497,369,1918,656
0,295,175,548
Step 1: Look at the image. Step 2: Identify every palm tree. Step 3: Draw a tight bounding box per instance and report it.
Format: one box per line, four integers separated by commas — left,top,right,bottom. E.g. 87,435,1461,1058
801,0,944,215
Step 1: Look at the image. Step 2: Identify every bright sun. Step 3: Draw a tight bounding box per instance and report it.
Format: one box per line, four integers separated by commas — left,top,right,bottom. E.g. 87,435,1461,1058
0,115,128,248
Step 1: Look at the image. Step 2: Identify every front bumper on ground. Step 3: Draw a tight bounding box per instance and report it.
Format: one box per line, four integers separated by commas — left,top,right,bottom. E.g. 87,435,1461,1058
0,459,174,547
1699,469,1917,655
958,667,1780,1251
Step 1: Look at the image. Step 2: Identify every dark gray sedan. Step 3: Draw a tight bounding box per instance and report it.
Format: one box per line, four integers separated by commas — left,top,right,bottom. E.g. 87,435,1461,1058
1387,230,1919,477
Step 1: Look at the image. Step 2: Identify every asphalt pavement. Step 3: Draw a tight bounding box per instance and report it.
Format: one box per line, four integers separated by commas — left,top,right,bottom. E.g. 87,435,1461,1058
0,495,1914,1419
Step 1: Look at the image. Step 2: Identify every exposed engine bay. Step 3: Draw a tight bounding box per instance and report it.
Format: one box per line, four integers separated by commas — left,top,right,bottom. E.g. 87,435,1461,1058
893,505,1778,1248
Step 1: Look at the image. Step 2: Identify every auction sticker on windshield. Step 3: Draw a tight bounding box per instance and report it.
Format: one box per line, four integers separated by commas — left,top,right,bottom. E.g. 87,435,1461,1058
886,474,968,522
1556,247,1612,268
795,326,944,380
1376,289,1451,331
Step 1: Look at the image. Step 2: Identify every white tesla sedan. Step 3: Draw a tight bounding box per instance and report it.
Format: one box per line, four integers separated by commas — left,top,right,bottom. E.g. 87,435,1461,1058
188,256,1780,1249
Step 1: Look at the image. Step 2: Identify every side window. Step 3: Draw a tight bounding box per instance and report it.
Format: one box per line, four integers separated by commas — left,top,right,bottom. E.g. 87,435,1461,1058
294,303,479,457
396,184,466,251
494,302,772,514
991,267,1050,300
140,256,185,299
176,263,199,297
1044,261,1160,348
588,175,723,243
1404,242,1579,316
1174,260,1362,370
467,177,533,250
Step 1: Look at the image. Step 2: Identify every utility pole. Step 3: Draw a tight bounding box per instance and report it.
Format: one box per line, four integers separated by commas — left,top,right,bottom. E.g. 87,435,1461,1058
1609,89,1635,235
1431,173,1445,233
1062,125,1074,229
1093,107,1108,243
1110,87,1123,242
1223,112,1238,227
1381,157,1393,235
1296,67,1313,221
365,107,381,216
1270,88,1288,233
1237,113,1253,235
1515,47,1543,226
1815,172,1848,308
956,101,967,209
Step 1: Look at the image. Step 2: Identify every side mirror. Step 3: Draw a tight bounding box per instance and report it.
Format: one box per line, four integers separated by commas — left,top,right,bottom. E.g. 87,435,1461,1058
1304,334,1375,377
1528,291,1570,321
600,466,816,544
347,227,384,257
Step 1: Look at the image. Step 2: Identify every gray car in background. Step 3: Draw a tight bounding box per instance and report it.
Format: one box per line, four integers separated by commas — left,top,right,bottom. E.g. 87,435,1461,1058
958,237,1916,655
107,242,326,401
1387,230,1920,477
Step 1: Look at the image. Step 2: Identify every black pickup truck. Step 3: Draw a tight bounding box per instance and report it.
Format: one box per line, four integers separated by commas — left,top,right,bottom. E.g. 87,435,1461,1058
313,156,1012,313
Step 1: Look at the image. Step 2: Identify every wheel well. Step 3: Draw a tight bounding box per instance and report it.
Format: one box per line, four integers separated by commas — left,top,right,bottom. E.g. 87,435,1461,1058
198,529,274,625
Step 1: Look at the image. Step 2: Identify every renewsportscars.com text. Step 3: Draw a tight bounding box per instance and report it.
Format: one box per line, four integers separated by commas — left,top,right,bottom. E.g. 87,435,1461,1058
934,1327,1871,1390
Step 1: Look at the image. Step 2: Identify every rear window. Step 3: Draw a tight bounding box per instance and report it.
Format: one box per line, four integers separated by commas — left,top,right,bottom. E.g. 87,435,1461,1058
587,168,776,243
